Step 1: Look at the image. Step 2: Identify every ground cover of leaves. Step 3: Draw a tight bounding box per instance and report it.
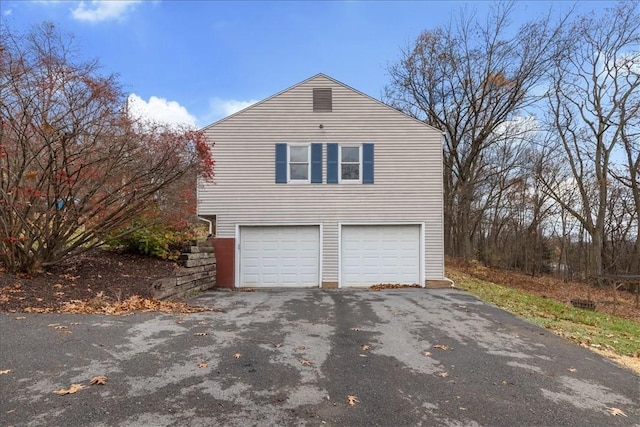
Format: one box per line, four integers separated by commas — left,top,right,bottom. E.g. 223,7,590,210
447,258,640,323
0,249,209,314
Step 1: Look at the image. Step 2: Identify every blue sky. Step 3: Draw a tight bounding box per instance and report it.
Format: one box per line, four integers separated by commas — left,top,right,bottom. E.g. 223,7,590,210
1,0,613,127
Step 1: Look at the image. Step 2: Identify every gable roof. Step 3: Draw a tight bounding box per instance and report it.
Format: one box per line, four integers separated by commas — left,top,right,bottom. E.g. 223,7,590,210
201,73,442,133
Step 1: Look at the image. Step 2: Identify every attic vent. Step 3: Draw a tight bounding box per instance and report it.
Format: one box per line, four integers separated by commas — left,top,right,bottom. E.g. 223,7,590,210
313,88,332,112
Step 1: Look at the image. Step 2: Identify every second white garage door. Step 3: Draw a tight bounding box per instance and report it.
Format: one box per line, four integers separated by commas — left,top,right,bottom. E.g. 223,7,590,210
239,226,320,287
341,225,421,287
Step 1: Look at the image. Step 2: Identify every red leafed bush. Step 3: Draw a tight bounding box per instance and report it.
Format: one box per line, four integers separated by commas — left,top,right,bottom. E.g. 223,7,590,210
0,23,214,273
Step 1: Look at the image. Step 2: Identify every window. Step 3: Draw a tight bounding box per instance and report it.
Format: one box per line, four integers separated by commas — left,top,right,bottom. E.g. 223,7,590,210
288,145,310,181
327,143,374,184
340,146,361,182
275,143,322,184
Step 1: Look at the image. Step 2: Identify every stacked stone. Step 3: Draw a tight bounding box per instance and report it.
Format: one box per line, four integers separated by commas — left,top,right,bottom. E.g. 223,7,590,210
151,243,216,300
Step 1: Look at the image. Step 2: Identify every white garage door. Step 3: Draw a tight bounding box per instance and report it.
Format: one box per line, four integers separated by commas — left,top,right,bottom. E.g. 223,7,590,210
239,226,320,287
341,225,421,287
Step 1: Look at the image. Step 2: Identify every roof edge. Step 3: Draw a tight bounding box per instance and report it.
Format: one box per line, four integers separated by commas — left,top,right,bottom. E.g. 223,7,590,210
200,73,443,134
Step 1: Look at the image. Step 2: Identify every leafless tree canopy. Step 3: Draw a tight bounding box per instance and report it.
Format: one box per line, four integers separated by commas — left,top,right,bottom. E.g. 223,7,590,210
387,1,639,277
542,1,640,276
0,23,213,273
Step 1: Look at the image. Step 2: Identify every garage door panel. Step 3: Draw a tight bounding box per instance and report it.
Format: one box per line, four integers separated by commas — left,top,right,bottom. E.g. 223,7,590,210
341,225,420,287
240,226,320,287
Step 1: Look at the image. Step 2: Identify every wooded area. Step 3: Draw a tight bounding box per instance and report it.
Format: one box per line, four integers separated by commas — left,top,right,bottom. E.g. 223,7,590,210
387,1,639,280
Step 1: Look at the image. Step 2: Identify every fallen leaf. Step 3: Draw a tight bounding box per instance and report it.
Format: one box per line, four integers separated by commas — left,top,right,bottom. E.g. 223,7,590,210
6,409,15,413
422,351,432,357
233,353,242,359
0,370,10,375
89,376,107,385
24,307,50,313
60,296,212,315
438,372,449,378
606,407,627,417
370,283,421,290
194,332,208,336
347,395,360,406
274,343,283,348
567,368,577,373
14,317,26,320
296,345,308,350
53,384,85,395
361,344,371,351
300,359,313,366
359,354,368,358
198,362,208,368
433,344,450,350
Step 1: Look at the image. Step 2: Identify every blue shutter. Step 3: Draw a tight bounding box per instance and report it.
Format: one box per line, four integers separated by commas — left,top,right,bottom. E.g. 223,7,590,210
275,143,287,183
311,143,322,183
362,143,374,184
327,143,339,184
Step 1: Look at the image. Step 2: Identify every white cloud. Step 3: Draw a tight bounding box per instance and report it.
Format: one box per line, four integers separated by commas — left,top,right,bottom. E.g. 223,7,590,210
3,8,12,16
206,97,259,122
127,94,198,129
71,0,143,22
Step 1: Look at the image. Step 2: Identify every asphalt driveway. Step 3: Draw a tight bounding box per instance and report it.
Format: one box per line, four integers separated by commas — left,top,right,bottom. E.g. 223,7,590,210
0,289,638,426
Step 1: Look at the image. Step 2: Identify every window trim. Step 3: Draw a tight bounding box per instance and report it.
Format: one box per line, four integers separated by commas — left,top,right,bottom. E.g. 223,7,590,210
287,143,311,183
338,144,362,183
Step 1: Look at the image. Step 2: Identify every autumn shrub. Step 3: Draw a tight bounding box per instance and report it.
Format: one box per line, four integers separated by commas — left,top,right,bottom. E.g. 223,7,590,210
107,219,203,260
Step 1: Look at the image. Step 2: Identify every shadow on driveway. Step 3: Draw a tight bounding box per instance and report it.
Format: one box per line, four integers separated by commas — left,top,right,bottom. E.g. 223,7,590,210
1,289,638,426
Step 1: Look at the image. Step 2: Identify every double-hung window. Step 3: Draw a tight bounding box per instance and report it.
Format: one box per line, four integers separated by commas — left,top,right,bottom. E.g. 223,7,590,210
288,145,310,182
275,143,322,184
339,146,361,182
327,143,374,184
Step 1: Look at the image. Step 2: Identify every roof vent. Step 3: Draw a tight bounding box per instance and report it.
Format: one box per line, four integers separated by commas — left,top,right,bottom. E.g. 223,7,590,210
313,88,332,112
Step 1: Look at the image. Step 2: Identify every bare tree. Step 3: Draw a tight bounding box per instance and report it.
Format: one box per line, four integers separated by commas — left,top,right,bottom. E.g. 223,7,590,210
541,2,640,276
386,1,563,261
611,61,640,274
0,23,214,273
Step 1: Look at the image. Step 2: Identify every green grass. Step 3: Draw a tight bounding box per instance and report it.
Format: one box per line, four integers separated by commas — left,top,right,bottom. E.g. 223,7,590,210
455,274,640,357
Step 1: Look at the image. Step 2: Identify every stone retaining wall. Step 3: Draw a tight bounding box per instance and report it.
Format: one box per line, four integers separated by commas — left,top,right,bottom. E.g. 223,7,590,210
151,244,216,300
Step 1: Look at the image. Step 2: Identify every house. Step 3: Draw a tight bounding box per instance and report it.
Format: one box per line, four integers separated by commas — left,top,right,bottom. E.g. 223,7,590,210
197,74,446,289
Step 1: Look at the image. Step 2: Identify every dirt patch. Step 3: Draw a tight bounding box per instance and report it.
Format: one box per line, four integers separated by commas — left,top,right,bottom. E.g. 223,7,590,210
0,249,180,313
447,259,640,323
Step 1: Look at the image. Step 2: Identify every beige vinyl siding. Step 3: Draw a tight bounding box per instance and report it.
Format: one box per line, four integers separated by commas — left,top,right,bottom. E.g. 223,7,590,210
198,75,445,281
